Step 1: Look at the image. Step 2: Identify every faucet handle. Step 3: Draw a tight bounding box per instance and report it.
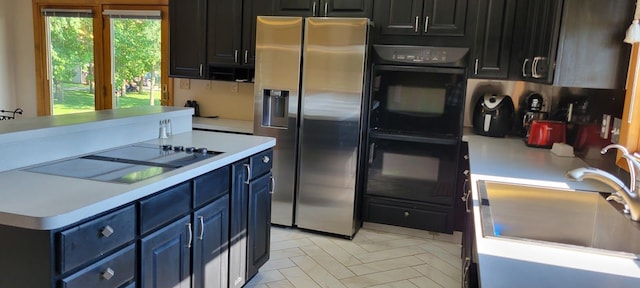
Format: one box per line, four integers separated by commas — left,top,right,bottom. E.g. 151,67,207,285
606,193,631,214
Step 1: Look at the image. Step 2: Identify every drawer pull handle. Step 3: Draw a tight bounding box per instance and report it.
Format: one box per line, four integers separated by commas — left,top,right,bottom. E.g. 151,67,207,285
101,267,115,280
404,211,410,217
186,223,193,248
100,225,114,238
198,216,205,240
262,155,270,163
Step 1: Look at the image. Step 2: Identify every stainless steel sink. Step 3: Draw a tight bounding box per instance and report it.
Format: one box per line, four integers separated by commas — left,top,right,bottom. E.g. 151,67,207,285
477,180,640,258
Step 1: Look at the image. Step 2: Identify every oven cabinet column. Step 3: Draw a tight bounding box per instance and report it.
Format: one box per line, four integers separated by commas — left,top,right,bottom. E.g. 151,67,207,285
230,148,274,287
140,167,231,288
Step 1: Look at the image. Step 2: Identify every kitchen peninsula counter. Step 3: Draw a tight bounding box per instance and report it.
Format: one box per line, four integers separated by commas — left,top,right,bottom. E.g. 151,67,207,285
464,133,640,287
0,107,274,230
0,107,275,288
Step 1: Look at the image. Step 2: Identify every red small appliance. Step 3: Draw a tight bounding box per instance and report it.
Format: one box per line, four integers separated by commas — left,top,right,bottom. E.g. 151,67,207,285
526,120,566,148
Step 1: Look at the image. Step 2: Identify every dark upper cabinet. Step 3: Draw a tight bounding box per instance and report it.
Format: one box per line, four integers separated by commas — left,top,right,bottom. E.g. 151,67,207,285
374,0,467,36
207,0,243,67
373,0,473,46
511,0,562,82
208,0,273,68
169,0,207,78
553,0,633,89
510,0,632,89
273,0,372,17
470,0,517,78
169,0,272,80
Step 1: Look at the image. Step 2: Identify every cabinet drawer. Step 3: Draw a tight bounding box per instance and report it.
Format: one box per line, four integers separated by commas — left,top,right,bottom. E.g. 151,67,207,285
58,205,136,273
193,166,230,208
139,181,192,235
60,244,135,288
364,198,451,232
249,149,273,180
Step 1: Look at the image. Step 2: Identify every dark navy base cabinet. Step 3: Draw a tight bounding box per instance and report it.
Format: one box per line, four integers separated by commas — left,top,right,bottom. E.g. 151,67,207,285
0,149,273,288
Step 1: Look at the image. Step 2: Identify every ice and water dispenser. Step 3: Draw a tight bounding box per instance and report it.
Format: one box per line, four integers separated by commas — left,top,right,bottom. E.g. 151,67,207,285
262,89,289,128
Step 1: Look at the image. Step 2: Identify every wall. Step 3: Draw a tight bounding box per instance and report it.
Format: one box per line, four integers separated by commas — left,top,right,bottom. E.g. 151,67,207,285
172,78,254,121
0,0,37,118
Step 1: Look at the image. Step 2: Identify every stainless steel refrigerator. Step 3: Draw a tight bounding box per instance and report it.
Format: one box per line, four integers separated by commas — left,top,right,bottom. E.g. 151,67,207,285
253,16,369,237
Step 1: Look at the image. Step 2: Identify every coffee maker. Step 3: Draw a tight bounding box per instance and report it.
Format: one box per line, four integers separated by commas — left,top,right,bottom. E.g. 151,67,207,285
522,93,548,136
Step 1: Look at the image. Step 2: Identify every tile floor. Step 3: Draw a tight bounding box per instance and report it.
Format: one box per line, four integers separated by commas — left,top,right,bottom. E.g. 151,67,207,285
244,222,463,288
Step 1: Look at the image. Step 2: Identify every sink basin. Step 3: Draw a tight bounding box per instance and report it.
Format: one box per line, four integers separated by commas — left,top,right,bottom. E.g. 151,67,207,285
477,180,640,258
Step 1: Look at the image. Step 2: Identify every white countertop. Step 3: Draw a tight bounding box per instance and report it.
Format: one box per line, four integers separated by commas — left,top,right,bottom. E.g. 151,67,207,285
465,133,640,287
192,117,254,134
0,110,274,230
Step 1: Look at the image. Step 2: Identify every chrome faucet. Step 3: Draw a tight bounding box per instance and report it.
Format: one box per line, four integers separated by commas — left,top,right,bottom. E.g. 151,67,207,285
566,144,640,221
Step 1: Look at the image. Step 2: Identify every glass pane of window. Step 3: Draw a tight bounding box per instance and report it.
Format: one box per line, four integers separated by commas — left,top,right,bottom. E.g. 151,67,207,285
110,16,162,108
45,14,95,115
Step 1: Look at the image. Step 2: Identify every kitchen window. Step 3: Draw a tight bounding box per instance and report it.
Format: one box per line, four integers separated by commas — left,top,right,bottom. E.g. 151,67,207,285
33,0,172,116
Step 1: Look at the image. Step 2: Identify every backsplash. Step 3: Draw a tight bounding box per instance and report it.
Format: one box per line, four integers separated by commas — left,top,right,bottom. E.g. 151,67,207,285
173,78,254,121
465,78,629,181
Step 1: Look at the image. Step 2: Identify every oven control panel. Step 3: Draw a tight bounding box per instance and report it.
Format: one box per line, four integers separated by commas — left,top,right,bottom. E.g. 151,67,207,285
373,45,469,66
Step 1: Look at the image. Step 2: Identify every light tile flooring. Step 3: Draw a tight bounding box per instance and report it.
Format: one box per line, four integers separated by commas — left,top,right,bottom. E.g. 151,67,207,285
245,222,463,288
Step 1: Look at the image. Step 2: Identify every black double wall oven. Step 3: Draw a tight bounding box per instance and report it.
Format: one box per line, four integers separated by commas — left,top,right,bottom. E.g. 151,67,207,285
363,45,468,233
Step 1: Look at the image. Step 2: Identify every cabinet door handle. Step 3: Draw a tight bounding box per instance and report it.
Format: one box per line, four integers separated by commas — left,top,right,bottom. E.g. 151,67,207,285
186,223,193,248
464,188,472,214
244,163,251,184
101,267,115,280
414,16,419,33
532,56,546,79
100,225,114,238
197,216,204,240
324,2,328,17
234,50,239,64
424,16,429,33
474,59,479,75
462,257,471,287
244,50,249,64
199,64,203,77
270,176,275,195
522,58,530,77
532,57,541,78
461,179,469,202
312,1,317,16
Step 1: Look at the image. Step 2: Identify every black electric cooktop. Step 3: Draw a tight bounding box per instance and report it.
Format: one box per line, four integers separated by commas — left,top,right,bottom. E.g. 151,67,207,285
26,143,222,184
